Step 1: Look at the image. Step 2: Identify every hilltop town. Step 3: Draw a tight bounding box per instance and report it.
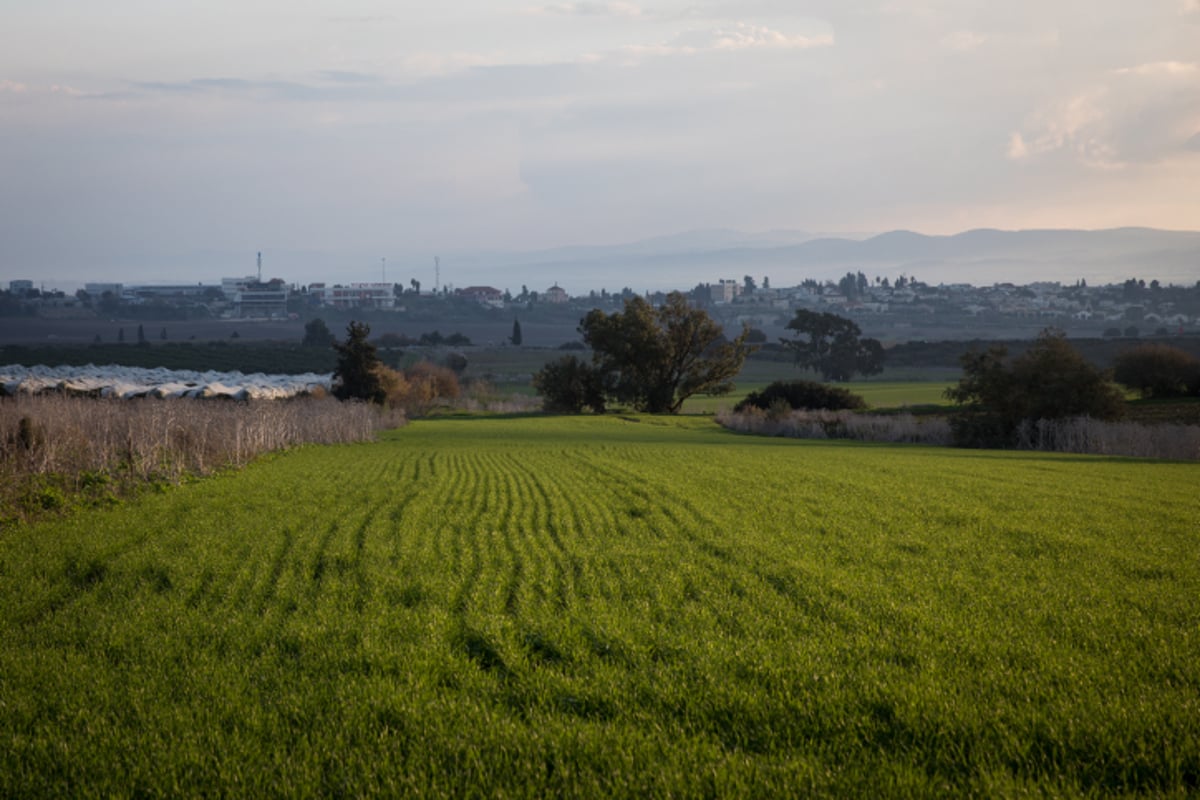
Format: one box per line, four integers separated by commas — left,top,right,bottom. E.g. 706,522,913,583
4,270,1199,347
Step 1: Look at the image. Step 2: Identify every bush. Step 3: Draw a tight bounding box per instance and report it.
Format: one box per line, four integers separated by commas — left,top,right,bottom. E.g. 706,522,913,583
379,362,461,416
716,407,951,445
441,352,468,375
302,318,336,348
1113,343,1200,398
734,380,867,413
532,356,607,413
945,329,1125,448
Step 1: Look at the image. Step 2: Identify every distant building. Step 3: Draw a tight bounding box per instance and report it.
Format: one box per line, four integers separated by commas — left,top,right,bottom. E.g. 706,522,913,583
222,276,258,300
309,283,395,310
85,282,123,297
236,279,289,318
544,285,569,304
457,286,504,307
709,279,740,304
125,284,218,303
8,280,34,295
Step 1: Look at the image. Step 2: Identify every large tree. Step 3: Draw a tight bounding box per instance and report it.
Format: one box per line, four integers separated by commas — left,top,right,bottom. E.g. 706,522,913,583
1113,343,1200,398
332,321,387,404
782,309,884,381
531,355,607,413
945,328,1125,446
556,292,752,413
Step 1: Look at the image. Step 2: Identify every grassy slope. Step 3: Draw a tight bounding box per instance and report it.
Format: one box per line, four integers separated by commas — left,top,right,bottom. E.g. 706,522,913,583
1,416,1198,797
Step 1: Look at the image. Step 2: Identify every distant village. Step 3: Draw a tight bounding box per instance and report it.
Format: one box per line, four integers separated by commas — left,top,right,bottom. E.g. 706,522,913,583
4,267,1200,341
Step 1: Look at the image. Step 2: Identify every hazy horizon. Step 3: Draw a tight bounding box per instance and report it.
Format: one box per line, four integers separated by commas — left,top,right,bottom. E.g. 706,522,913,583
3,2,1198,290
7,225,1200,297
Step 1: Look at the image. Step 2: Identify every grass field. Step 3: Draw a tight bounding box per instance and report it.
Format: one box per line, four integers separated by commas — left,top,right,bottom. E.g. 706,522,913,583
680,380,956,414
2,415,1198,796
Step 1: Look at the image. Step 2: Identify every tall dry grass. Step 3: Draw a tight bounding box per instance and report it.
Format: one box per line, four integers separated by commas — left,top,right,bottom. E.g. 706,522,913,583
1,395,403,526
717,407,1200,460
716,407,952,446
1013,417,1200,460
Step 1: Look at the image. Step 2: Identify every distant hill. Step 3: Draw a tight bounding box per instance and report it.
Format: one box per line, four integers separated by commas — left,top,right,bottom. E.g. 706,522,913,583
456,227,1200,291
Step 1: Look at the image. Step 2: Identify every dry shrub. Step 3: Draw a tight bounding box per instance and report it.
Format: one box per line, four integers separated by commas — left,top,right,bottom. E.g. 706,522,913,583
0,394,400,526
382,361,461,416
456,380,542,414
1014,417,1200,460
717,407,1200,460
716,407,952,446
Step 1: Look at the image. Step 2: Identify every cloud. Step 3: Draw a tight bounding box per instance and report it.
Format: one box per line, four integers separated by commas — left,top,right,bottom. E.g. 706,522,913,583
324,15,396,24
620,23,833,58
941,30,987,52
319,70,383,84
1011,58,1200,168
1007,89,1120,167
0,80,83,99
529,2,643,17
1007,132,1029,160
1182,0,1200,15
1113,61,1197,76
1186,132,1200,151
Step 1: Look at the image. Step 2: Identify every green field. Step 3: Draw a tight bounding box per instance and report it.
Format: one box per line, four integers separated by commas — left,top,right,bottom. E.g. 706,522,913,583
680,380,956,414
2,415,1198,796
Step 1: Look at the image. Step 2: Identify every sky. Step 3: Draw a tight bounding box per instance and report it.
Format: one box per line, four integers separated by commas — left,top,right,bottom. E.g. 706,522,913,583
2,1,1198,290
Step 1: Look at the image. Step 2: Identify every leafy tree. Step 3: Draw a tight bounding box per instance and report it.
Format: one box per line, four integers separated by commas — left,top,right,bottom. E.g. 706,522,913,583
1113,343,1200,398
945,329,1125,447
117,328,125,344
532,355,607,413
159,327,167,341
782,309,884,381
574,292,753,413
333,321,387,404
136,324,147,345
510,319,523,346
303,317,336,347
734,381,867,413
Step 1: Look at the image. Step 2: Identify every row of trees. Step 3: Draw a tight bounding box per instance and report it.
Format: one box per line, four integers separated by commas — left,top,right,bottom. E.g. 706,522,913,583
330,321,462,414
532,299,886,414
534,293,754,414
945,331,1200,447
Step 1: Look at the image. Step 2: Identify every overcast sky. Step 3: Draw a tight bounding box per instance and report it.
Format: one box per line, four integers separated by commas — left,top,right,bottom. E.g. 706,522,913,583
2,1,1198,288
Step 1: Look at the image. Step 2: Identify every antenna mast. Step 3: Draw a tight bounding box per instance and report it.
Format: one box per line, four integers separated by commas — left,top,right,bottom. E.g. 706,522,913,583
256,251,262,283
434,256,440,294
381,257,386,283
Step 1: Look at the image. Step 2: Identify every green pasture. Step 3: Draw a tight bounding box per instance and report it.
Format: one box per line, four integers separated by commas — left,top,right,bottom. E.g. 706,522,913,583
2,415,1198,797
680,380,956,414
